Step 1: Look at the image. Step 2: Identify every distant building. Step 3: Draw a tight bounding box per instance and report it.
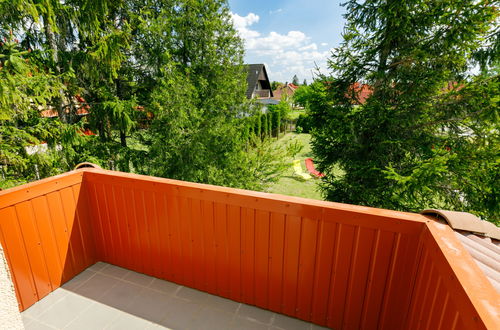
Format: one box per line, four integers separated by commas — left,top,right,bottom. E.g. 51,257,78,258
246,64,274,100
245,64,278,111
39,94,90,118
272,83,298,101
350,82,372,105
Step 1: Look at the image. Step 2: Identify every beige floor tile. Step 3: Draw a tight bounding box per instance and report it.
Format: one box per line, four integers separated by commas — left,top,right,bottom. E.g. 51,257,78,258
127,288,174,323
24,319,57,330
176,286,209,302
21,262,321,330
148,278,181,295
230,316,269,330
22,289,68,319
237,304,275,325
98,279,144,311
203,294,240,314
157,296,203,329
190,306,235,330
62,269,96,291
64,302,120,329
87,261,108,272
38,292,94,328
123,270,155,287
107,312,156,330
99,264,130,279
272,313,312,330
70,273,118,300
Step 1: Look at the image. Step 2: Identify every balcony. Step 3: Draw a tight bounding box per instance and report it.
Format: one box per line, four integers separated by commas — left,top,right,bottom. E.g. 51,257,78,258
0,168,498,329
253,90,271,98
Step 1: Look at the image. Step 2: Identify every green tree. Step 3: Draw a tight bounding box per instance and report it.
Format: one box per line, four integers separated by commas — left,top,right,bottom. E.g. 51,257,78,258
292,74,299,86
271,81,282,90
0,35,70,188
311,0,499,221
261,112,268,139
141,0,284,189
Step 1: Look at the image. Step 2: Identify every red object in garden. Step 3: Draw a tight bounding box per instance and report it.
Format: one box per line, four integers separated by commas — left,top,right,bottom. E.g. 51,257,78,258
305,158,325,178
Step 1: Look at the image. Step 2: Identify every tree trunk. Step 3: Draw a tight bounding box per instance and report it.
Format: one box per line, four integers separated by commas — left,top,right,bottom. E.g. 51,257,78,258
120,130,127,147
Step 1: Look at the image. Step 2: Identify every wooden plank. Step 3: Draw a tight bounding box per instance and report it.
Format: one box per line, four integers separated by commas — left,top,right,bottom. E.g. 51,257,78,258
214,202,229,297
72,184,96,268
122,188,142,273
342,227,375,328
15,201,52,299
268,212,285,313
0,207,38,310
190,199,204,288
144,190,162,278
103,185,123,267
327,224,356,329
59,187,86,274
0,172,83,210
134,189,152,274
282,215,301,316
178,196,193,287
296,217,319,320
241,207,255,305
254,210,270,308
201,200,216,293
111,186,132,271
86,182,106,262
45,191,75,282
227,204,241,301
93,184,115,264
310,220,336,324
30,196,64,289
360,230,395,328
156,192,172,280
165,193,183,283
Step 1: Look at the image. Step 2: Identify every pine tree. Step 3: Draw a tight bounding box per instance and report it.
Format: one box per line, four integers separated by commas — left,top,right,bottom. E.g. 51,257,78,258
311,0,499,221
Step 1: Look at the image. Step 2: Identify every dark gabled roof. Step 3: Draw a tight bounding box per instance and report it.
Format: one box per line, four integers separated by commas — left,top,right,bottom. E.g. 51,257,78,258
246,64,273,99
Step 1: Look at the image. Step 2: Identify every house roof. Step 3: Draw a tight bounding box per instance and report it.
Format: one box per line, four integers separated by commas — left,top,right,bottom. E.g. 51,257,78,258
246,64,273,99
272,83,298,100
350,82,373,104
421,209,500,293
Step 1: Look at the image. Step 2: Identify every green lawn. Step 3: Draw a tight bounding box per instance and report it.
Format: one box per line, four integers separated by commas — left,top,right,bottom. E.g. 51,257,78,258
266,133,324,200
287,108,305,120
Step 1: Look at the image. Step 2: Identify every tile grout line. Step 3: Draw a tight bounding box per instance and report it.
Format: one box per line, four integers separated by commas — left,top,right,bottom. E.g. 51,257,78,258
62,301,97,329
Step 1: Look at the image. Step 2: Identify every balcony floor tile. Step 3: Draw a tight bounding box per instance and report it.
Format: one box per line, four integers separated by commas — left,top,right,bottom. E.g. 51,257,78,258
21,262,328,330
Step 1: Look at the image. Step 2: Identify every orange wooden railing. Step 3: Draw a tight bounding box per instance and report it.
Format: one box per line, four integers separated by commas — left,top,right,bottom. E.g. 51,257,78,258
0,168,498,329
0,171,96,311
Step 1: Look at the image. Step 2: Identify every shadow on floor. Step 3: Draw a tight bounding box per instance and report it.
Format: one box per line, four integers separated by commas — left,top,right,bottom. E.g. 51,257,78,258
21,262,328,330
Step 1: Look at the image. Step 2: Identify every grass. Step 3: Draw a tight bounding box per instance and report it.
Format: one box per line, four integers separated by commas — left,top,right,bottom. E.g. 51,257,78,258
287,108,305,120
265,132,324,200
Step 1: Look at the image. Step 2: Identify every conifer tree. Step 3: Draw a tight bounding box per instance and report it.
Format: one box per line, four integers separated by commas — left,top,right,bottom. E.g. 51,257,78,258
311,0,499,221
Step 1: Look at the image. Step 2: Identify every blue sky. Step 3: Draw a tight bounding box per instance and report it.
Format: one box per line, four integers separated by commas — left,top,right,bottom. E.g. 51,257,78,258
228,0,346,83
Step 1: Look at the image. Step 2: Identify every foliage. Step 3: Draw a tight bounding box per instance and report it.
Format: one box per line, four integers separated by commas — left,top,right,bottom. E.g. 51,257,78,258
292,74,299,86
296,113,312,133
286,140,304,158
0,0,287,192
271,81,282,91
310,0,499,222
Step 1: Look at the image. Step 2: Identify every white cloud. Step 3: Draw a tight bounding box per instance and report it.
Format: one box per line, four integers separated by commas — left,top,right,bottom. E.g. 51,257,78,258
246,31,308,51
299,43,318,51
321,42,328,46
269,8,283,15
231,12,331,82
231,13,261,39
